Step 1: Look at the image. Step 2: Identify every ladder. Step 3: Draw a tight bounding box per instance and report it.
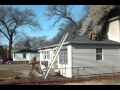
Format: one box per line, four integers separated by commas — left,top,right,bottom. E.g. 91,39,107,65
43,33,69,79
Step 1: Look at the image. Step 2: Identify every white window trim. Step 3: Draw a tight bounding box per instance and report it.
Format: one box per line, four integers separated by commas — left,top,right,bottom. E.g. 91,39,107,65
44,50,50,60
96,48,104,61
59,48,68,64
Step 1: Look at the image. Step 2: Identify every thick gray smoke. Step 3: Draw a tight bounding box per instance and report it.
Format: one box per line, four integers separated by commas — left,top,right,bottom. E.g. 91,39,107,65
80,5,117,35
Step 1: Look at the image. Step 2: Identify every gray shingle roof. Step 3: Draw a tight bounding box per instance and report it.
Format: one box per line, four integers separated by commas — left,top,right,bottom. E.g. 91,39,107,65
65,34,120,45
39,33,120,50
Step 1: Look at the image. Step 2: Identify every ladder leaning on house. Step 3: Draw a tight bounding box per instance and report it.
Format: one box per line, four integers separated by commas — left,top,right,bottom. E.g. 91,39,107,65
43,33,69,79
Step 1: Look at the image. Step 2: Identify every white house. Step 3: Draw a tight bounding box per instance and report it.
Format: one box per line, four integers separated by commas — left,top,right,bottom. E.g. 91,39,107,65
12,49,39,61
39,16,120,78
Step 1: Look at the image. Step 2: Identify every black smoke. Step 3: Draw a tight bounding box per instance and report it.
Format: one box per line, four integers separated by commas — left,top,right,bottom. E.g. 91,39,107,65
80,5,120,36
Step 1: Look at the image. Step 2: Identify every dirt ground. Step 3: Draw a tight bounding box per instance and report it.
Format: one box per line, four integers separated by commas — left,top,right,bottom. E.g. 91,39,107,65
64,79,120,85
1,63,120,85
0,63,30,70
0,63,30,79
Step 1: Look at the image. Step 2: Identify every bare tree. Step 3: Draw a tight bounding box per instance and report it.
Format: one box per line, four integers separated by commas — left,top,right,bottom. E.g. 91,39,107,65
45,5,79,28
24,37,31,49
0,6,41,58
13,38,26,49
14,36,48,50
29,36,47,49
49,22,75,45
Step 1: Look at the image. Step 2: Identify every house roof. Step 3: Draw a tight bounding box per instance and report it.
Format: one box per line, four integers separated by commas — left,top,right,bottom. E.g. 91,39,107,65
11,50,20,53
65,34,120,45
39,34,120,50
14,49,39,53
108,16,120,22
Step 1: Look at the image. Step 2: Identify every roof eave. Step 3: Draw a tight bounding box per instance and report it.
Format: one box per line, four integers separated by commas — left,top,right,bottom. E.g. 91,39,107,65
108,16,120,22
66,41,120,45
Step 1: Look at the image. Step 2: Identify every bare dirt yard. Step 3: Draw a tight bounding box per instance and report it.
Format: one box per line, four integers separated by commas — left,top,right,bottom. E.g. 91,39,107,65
1,63,120,85
0,63,30,78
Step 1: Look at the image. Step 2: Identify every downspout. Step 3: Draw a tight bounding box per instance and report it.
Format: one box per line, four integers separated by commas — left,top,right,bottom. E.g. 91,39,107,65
119,19,120,60
71,44,73,78
118,18,120,42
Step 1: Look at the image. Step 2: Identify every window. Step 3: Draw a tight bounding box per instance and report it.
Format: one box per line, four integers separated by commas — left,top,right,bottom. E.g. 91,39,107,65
23,53,26,58
59,49,67,64
45,51,50,60
96,48,102,60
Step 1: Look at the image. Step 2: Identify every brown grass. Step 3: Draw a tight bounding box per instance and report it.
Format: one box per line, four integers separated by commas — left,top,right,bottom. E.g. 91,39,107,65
1,64,120,85
0,69,23,79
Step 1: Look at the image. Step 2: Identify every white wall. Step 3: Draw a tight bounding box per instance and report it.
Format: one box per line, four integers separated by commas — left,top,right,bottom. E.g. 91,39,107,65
72,45,120,67
72,44,120,77
39,46,73,78
13,52,39,61
39,44,120,78
39,49,54,69
107,20,120,42
13,53,29,61
58,45,72,77
29,53,40,61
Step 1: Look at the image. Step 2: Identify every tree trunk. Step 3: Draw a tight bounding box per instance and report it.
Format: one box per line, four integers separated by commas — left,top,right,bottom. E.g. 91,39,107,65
8,38,12,58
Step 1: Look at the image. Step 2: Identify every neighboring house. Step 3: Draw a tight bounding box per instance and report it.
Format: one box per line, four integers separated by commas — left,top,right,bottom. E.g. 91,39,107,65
12,49,39,61
39,16,120,78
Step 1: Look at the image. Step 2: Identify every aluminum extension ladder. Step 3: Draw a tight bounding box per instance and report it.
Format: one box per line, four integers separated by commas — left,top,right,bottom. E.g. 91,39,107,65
43,33,69,79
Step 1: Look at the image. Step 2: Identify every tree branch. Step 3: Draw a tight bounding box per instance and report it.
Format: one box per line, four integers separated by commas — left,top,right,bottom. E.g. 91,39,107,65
46,5,78,28
0,20,11,36
0,29,9,40
52,17,62,27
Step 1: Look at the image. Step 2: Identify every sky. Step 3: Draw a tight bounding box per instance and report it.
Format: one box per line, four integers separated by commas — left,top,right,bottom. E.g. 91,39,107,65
0,5,85,45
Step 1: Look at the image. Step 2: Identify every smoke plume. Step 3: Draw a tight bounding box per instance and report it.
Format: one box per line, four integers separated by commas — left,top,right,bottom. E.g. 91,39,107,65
80,5,119,35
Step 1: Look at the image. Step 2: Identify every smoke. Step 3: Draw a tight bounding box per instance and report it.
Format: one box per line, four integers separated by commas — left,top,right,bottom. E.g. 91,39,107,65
80,5,117,35
80,14,93,35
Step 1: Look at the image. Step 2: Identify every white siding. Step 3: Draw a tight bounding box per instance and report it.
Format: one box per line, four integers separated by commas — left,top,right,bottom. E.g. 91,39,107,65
39,46,73,77
29,53,40,61
72,44,120,77
38,44,120,78
72,46,96,67
58,45,72,77
39,49,54,69
14,53,29,61
13,53,39,61
103,49,120,66
107,20,120,42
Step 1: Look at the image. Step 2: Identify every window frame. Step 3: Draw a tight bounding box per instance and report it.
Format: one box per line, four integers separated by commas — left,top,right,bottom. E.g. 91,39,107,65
44,51,50,60
96,48,103,61
23,53,26,59
59,48,67,64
